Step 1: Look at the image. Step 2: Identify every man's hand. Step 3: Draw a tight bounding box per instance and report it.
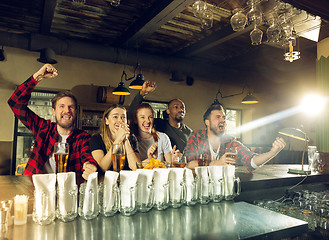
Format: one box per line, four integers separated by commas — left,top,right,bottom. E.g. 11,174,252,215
33,64,58,82
270,137,286,154
171,145,181,163
82,162,97,180
209,153,237,166
140,81,156,96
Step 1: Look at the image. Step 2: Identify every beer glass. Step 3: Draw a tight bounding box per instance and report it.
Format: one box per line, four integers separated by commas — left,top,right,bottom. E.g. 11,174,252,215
54,142,69,173
112,144,125,172
225,147,237,159
173,156,187,168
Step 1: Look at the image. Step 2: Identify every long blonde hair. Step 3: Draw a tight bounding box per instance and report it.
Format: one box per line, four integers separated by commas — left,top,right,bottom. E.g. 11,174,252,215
99,104,126,152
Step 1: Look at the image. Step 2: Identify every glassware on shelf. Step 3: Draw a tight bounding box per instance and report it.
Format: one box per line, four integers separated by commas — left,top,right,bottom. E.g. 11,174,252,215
191,0,207,18
266,18,281,43
246,0,262,26
250,26,263,45
200,9,214,30
230,8,247,32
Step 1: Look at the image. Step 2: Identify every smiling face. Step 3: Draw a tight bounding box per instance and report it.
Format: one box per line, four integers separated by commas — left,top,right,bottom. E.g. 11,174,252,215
167,99,185,123
105,107,127,133
205,109,226,136
136,107,154,135
52,96,77,130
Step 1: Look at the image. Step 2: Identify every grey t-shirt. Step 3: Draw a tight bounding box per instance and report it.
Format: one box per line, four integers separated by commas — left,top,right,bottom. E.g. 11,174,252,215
138,132,172,161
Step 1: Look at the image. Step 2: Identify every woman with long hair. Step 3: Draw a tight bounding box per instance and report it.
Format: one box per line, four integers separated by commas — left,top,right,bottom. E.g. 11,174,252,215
131,103,175,167
90,104,141,171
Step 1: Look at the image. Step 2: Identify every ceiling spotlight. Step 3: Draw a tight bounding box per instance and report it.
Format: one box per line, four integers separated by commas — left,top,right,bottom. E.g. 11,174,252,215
37,48,57,64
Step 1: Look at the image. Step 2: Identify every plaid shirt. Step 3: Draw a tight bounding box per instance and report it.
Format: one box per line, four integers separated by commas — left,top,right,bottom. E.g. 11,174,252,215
8,76,98,177
184,129,256,172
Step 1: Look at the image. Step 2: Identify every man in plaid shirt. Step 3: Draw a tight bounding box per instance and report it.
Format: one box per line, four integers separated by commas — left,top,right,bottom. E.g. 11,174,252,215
8,64,98,180
185,104,286,172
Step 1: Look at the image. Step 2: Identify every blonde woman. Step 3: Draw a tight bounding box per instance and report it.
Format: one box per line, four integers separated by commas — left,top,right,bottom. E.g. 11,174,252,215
90,104,141,171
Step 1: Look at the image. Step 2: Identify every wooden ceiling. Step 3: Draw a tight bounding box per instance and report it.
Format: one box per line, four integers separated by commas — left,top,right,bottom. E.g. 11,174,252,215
0,0,328,91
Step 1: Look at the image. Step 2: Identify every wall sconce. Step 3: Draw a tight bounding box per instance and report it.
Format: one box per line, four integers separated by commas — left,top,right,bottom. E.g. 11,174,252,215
284,39,300,62
241,92,259,104
37,48,57,64
214,85,259,105
0,46,5,61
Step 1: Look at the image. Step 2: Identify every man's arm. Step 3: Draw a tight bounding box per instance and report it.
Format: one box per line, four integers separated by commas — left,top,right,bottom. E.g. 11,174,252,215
8,64,58,135
252,137,286,166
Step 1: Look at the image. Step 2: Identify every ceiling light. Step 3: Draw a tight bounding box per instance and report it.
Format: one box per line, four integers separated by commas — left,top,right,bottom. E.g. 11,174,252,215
112,82,130,96
37,48,57,64
241,93,259,104
129,74,145,90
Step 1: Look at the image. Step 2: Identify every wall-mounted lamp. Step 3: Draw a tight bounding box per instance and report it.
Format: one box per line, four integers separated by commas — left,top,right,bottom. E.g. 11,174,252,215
0,46,5,61
241,92,259,104
112,71,131,96
214,85,259,105
37,48,57,64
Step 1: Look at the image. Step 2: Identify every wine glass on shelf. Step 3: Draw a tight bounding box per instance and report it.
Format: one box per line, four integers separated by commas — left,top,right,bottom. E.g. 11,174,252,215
112,144,126,172
54,142,69,173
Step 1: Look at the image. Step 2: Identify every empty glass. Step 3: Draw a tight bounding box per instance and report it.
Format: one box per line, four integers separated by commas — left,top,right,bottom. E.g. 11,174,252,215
78,182,100,220
197,177,213,204
191,0,207,18
101,183,119,217
250,26,263,45
56,186,78,222
33,190,56,225
119,185,137,216
246,1,262,26
308,146,317,171
168,168,186,208
230,8,247,32
200,9,214,30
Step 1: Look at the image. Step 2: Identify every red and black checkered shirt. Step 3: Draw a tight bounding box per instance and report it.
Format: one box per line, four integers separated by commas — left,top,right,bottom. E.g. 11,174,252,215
184,129,256,172
8,76,98,176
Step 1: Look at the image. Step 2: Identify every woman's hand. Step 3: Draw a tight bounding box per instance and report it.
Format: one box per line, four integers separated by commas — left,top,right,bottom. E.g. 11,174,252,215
113,122,130,144
82,162,97,180
147,143,158,159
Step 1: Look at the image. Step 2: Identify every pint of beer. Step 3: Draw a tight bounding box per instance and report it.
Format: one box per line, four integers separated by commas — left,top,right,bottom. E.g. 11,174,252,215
111,144,125,172
54,142,69,173
112,154,126,172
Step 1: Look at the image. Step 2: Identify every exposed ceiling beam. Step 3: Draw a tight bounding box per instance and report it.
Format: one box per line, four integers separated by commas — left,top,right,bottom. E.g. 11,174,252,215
114,0,195,47
40,0,57,34
175,24,254,57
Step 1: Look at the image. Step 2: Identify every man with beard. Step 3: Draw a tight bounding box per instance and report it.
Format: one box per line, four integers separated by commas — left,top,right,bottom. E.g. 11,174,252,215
128,81,192,152
185,104,286,172
8,64,97,181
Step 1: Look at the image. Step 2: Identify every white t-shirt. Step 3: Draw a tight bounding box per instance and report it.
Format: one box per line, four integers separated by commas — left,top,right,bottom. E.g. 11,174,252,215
43,134,69,173
138,132,172,162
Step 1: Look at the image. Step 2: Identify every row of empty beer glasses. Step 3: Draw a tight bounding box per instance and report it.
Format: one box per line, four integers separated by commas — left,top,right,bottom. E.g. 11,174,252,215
92,166,240,218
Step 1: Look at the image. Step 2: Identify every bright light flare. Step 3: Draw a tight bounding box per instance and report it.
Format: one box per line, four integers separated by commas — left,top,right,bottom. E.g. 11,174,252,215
300,94,326,115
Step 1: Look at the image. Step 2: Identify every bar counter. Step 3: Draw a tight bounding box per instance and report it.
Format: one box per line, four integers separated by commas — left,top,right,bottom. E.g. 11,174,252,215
1,164,324,240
